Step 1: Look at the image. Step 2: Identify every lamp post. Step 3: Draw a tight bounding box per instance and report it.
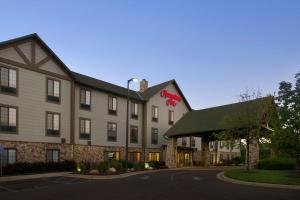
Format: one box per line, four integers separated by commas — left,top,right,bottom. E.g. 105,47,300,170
125,78,139,171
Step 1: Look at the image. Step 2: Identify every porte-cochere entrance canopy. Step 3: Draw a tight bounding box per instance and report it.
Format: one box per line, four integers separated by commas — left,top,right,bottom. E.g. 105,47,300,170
164,96,277,139
164,96,278,168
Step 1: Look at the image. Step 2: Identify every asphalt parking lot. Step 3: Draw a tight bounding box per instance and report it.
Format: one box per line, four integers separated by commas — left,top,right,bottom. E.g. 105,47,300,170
0,170,299,200
0,176,90,192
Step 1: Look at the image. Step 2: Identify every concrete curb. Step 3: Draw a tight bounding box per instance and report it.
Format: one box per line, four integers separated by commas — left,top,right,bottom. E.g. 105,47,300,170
64,169,172,180
0,172,71,183
216,172,300,190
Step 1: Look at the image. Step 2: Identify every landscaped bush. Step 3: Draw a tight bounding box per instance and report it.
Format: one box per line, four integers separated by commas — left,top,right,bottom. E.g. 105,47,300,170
148,161,166,169
3,160,76,175
108,160,123,171
133,162,145,170
78,162,91,173
97,161,109,173
258,157,296,170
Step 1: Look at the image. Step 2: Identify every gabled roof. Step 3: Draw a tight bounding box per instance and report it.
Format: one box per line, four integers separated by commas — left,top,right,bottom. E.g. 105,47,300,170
1,34,192,105
0,33,74,78
141,79,192,110
72,72,144,101
164,96,276,138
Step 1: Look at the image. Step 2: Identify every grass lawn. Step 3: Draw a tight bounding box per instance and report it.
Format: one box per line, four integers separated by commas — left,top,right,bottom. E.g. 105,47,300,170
224,169,300,185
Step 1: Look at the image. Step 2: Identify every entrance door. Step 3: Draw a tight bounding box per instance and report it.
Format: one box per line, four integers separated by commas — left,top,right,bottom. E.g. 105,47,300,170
177,152,192,167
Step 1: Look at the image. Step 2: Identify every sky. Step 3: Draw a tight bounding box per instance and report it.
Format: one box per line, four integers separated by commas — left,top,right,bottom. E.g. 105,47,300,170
0,0,299,109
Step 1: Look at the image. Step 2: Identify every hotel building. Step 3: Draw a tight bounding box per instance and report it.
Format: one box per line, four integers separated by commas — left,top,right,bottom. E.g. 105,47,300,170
0,34,239,167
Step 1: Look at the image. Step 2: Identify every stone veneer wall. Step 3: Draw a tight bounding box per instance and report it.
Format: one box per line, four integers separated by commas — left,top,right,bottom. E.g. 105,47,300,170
0,140,163,163
0,140,73,163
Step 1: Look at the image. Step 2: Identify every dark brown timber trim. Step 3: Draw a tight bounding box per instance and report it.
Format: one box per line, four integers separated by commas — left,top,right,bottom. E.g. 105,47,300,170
13,46,31,65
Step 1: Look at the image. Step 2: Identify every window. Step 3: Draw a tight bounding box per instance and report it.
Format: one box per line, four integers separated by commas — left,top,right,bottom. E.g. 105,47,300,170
107,122,117,142
2,148,16,166
47,78,60,103
182,137,187,146
151,128,158,145
191,137,196,147
210,142,214,149
80,88,91,110
128,152,141,162
46,112,60,136
0,105,17,133
131,102,138,119
0,66,17,94
108,96,117,115
46,149,59,162
152,106,158,122
220,154,224,161
130,126,138,143
79,118,91,139
148,152,160,161
104,151,120,161
169,110,174,125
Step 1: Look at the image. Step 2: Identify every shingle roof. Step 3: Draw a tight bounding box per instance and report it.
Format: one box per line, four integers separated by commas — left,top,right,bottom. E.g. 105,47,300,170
72,72,144,101
164,96,276,138
0,33,192,107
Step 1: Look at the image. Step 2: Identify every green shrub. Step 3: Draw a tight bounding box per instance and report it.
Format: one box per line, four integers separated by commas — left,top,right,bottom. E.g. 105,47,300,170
133,162,145,170
78,162,91,172
148,161,166,168
258,157,296,170
118,159,134,169
3,160,76,175
109,160,123,171
97,161,109,173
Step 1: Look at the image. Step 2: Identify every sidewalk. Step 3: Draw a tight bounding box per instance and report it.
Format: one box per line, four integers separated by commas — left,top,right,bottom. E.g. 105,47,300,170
0,172,70,183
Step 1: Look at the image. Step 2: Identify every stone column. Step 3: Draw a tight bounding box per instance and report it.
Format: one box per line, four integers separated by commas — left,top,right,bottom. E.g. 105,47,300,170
202,138,210,167
246,139,259,169
166,137,177,168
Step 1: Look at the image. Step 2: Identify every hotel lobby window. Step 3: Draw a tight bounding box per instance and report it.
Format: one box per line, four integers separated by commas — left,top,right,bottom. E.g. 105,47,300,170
80,88,91,110
0,105,17,133
0,66,17,95
130,125,138,143
182,137,187,146
191,137,196,147
2,148,16,166
108,96,117,115
151,128,158,145
80,118,91,139
148,152,160,161
169,110,174,125
128,152,141,162
107,122,117,142
46,149,59,162
47,78,60,103
152,106,158,122
46,112,60,136
131,102,138,119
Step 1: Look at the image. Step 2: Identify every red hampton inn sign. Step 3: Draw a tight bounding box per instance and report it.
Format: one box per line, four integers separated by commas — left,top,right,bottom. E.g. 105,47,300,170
161,89,182,107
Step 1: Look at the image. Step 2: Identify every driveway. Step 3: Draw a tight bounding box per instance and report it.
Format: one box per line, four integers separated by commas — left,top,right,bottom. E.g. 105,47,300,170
0,170,299,200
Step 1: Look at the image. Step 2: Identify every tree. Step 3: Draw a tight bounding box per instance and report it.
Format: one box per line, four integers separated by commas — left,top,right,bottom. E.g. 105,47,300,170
216,90,276,171
275,72,300,169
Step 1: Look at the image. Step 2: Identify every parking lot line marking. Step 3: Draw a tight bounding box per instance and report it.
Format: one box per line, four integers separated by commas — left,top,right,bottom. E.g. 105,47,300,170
0,185,17,192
